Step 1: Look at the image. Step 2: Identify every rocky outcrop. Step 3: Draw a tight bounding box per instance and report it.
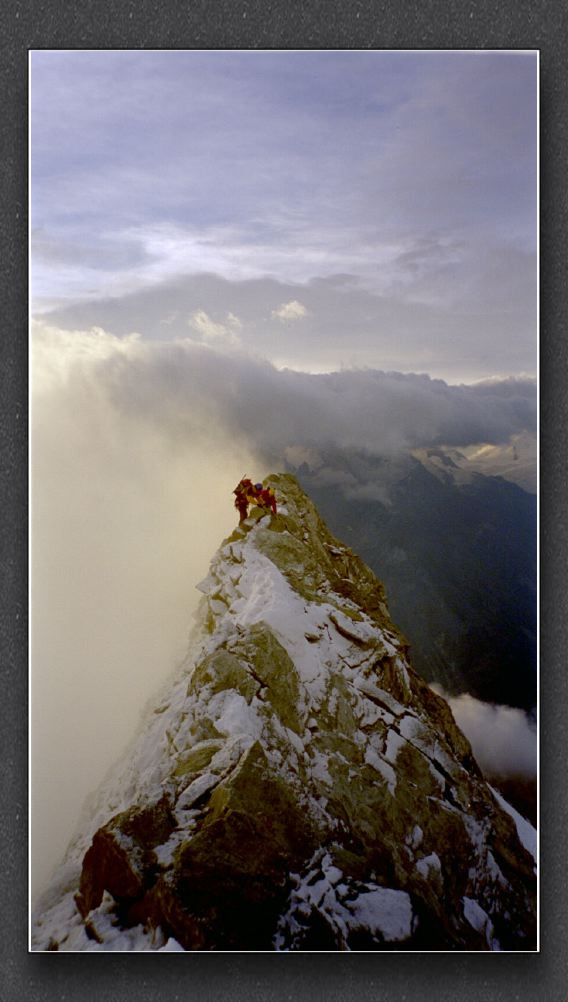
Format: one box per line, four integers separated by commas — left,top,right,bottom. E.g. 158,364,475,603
32,474,537,952
74,795,177,919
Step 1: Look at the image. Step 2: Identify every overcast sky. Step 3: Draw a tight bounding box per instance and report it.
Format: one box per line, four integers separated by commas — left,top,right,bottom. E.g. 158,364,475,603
31,50,537,382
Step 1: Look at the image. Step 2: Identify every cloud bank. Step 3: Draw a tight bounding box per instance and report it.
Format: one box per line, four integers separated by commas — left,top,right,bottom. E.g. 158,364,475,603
33,321,536,463
432,686,537,780
39,268,537,384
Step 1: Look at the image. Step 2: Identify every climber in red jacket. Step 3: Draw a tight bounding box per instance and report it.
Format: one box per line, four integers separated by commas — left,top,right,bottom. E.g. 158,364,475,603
255,483,277,515
233,477,254,522
233,478,278,522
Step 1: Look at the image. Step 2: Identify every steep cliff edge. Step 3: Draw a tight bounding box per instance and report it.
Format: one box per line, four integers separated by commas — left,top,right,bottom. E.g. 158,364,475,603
32,474,537,952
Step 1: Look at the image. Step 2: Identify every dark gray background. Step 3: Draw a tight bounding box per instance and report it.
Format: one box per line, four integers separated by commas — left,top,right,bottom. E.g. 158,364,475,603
2,1,566,998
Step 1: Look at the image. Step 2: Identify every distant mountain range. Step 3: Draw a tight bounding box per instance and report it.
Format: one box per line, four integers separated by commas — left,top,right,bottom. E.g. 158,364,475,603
291,448,537,713
413,433,537,495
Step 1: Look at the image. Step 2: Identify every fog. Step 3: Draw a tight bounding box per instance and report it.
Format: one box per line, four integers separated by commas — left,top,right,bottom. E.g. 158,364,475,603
31,324,261,900
432,686,537,780
31,321,537,901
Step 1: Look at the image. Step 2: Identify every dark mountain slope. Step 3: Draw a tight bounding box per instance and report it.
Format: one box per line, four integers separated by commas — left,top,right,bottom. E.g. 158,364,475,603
293,452,536,710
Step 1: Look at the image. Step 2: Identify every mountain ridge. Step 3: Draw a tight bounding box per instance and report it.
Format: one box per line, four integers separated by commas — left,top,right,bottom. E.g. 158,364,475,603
31,474,537,952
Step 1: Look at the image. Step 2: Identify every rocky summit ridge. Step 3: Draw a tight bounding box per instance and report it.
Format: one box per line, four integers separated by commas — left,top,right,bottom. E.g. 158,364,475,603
32,474,537,952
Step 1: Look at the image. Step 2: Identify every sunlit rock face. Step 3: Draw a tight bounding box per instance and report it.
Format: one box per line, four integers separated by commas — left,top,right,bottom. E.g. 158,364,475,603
31,474,537,952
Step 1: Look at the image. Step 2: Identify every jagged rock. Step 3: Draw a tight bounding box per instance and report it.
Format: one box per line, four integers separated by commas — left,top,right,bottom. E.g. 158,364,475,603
75,795,176,918
234,623,303,734
188,649,259,704
32,473,537,952
141,742,320,950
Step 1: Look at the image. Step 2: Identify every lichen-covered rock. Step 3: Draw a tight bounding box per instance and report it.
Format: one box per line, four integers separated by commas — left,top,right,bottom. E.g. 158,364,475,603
188,649,259,704
32,473,537,952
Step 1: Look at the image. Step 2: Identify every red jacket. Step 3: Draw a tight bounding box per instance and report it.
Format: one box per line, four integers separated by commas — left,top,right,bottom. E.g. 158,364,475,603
259,488,277,513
